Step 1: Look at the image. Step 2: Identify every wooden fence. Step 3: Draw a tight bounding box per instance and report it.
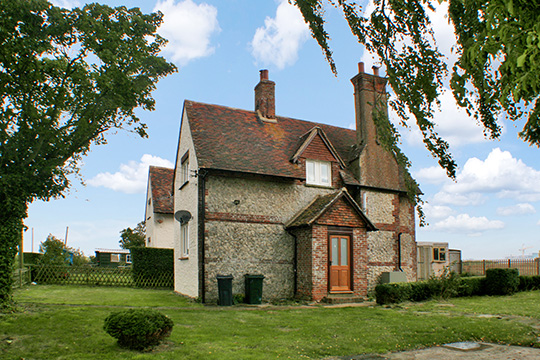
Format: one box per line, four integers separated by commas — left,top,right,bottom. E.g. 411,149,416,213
12,268,32,289
462,258,540,276
23,265,173,289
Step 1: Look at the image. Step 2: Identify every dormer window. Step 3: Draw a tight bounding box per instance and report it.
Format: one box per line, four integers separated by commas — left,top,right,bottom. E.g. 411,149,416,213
306,160,331,186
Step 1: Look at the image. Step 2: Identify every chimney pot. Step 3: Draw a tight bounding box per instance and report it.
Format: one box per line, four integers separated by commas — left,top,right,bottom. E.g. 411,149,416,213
372,66,379,76
358,62,365,73
260,69,269,81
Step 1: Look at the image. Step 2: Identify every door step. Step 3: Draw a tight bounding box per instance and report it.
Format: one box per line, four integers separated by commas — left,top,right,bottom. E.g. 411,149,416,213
322,294,366,304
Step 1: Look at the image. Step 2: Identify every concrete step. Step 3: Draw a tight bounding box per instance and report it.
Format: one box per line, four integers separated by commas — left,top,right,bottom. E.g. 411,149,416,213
322,294,366,304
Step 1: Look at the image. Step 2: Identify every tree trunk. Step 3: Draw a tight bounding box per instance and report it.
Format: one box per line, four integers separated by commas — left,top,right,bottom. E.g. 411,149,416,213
0,204,26,310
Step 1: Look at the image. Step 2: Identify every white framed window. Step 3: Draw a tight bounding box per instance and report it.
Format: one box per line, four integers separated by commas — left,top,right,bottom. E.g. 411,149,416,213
126,254,132,264
110,254,120,262
180,151,189,186
306,160,331,186
433,247,446,262
180,223,189,258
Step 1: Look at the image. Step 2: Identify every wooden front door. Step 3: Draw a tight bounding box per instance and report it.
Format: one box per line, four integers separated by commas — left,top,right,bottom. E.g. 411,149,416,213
329,235,351,292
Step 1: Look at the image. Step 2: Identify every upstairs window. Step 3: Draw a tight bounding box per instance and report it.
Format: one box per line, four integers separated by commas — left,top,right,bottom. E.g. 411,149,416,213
306,160,331,186
180,151,189,187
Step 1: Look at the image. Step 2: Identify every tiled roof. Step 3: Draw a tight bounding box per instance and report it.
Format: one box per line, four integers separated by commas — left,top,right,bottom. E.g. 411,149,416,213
185,100,358,179
149,166,174,214
285,188,376,230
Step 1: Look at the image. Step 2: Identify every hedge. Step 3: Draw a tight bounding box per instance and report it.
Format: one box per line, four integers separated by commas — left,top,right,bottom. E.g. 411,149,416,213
484,268,519,296
131,247,174,288
375,270,540,305
22,252,43,265
518,275,540,291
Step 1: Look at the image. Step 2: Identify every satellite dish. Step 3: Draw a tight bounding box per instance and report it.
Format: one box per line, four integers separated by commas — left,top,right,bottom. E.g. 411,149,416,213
174,210,192,224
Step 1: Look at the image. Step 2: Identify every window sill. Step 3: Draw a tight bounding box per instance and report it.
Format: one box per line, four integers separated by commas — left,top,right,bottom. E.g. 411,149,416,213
179,256,189,261
305,183,334,189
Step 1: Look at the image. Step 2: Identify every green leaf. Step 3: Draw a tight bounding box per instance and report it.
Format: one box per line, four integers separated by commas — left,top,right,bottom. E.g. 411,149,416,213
517,52,527,67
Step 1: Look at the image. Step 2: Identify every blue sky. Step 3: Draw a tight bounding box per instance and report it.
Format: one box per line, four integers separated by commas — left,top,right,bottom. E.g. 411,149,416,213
24,0,540,260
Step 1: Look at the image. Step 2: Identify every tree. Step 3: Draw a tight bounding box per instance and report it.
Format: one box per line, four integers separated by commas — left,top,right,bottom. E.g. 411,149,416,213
39,234,88,266
39,235,70,266
119,221,146,250
0,0,176,309
293,0,540,178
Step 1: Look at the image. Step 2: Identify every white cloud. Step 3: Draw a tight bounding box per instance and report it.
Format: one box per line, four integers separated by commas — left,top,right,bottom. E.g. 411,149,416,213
432,192,485,206
88,154,173,194
433,148,540,204
445,148,540,196
415,165,449,184
251,0,309,69
154,0,220,66
497,203,536,216
431,89,486,147
432,214,505,233
422,203,454,220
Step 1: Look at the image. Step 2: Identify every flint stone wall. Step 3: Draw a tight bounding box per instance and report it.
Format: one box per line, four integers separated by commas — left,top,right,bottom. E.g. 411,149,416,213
204,221,294,302
204,175,334,302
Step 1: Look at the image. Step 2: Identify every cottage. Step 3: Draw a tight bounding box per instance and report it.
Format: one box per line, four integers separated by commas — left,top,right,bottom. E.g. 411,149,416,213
145,166,175,249
94,248,131,267
417,242,462,280
163,63,417,303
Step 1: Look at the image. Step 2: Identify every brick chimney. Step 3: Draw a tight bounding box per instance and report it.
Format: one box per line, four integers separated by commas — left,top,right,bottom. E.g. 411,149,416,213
350,62,388,146
254,69,276,122
350,62,403,191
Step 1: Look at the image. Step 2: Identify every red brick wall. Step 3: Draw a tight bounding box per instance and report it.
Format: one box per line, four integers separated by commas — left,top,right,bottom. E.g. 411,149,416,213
311,225,328,300
352,228,368,296
299,197,370,301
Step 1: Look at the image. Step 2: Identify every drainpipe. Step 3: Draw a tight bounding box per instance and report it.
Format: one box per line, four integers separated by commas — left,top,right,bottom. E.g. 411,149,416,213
197,169,208,303
397,232,403,272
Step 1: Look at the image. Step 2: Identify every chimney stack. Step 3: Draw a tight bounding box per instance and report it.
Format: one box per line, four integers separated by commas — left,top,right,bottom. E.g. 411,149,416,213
255,69,276,121
350,62,387,146
350,62,402,191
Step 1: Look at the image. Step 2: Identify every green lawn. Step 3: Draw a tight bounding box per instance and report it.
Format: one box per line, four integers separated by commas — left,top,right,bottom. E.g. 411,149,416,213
1,286,539,359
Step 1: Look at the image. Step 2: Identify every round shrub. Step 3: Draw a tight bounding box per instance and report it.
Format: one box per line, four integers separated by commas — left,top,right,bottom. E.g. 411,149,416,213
104,309,174,350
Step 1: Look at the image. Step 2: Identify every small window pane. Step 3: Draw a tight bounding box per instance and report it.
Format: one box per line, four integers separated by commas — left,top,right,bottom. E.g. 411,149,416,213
320,163,329,184
332,238,339,265
440,249,446,261
307,161,315,183
433,248,439,261
340,238,348,266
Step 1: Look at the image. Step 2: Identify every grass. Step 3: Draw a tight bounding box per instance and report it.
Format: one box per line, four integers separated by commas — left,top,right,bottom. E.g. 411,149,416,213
1,286,539,359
